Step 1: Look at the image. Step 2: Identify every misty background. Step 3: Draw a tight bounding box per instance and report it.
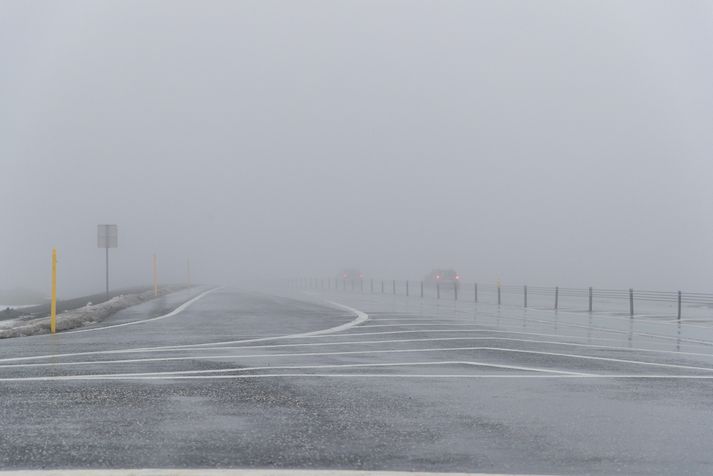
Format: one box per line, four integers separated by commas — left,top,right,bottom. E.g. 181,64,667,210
1,0,712,299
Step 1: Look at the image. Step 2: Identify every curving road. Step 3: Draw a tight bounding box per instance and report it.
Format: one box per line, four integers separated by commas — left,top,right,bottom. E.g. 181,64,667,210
0,286,712,475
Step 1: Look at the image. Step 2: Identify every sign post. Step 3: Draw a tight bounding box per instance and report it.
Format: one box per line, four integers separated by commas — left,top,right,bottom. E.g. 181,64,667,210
51,248,57,334
97,225,118,297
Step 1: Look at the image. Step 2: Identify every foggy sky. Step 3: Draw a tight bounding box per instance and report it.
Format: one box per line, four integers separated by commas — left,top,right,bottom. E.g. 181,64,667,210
2,0,713,297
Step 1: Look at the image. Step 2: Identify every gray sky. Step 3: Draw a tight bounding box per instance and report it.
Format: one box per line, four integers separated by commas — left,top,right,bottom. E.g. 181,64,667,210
2,0,712,297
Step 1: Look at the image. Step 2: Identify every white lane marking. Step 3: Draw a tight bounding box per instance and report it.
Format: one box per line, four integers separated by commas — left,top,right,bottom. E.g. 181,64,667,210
0,299,369,363
2,325,710,365
0,361,593,381
0,345,600,370
299,300,369,335
0,469,544,476
5,339,713,370
109,299,368,347
186,327,623,348
3,373,713,382
360,324,508,328
339,320,713,349
0,329,613,364
483,347,713,372
62,288,221,334
4,343,711,378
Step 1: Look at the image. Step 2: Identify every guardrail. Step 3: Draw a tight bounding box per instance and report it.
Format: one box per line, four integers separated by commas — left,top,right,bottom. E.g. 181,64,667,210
292,278,713,321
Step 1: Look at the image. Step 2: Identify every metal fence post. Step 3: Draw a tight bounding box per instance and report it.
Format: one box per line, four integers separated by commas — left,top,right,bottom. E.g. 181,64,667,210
454,282,458,301
392,279,396,295
474,283,478,303
360,279,363,293
629,288,634,317
370,279,374,294
406,281,409,296
437,282,441,299
497,285,501,305
420,281,424,298
554,286,559,310
588,287,593,312
677,290,682,320
381,280,384,294
524,285,527,308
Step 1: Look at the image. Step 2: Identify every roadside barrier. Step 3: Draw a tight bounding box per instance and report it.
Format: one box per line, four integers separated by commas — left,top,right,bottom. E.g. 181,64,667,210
292,277,713,321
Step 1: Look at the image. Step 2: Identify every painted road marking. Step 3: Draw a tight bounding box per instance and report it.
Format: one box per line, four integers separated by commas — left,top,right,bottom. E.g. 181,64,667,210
62,287,221,334
2,373,713,382
0,468,549,475
0,360,592,381
2,328,711,365
3,342,713,371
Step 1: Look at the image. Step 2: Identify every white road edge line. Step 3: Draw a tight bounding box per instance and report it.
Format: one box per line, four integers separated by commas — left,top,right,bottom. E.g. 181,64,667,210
3,327,711,365
62,287,222,334
5,340,713,370
0,297,369,362
0,361,592,381
3,373,713,381
0,468,546,475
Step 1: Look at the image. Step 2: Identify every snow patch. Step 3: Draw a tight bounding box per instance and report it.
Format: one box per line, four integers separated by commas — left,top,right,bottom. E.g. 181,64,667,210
0,289,180,339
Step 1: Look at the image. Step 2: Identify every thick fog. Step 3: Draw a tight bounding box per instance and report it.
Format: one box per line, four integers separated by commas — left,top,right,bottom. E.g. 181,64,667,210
2,1,712,298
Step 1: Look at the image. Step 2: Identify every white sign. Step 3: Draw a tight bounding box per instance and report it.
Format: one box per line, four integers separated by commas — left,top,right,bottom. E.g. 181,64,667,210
97,224,118,248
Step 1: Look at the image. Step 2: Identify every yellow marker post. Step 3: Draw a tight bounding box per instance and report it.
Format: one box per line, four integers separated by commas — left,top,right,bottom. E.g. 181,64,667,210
50,248,57,334
152,254,158,297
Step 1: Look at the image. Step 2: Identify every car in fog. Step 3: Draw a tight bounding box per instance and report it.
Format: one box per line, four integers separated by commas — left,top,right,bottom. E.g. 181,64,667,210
339,269,364,281
424,269,461,288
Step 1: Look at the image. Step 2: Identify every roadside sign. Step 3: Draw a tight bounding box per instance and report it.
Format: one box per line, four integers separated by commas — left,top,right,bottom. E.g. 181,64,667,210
98,224,118,248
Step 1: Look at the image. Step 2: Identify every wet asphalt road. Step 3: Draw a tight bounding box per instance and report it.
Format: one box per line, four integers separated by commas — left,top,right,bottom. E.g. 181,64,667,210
1,286,713,475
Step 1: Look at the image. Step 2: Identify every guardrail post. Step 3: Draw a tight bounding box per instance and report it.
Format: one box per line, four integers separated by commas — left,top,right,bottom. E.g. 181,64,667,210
420,281,424,298
437,282,441,299
554,286,559,310
677,290,682,320
629,288,634,317
588,287,593,312
474,283,478,303
406,280,409,296
524,285,527,308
